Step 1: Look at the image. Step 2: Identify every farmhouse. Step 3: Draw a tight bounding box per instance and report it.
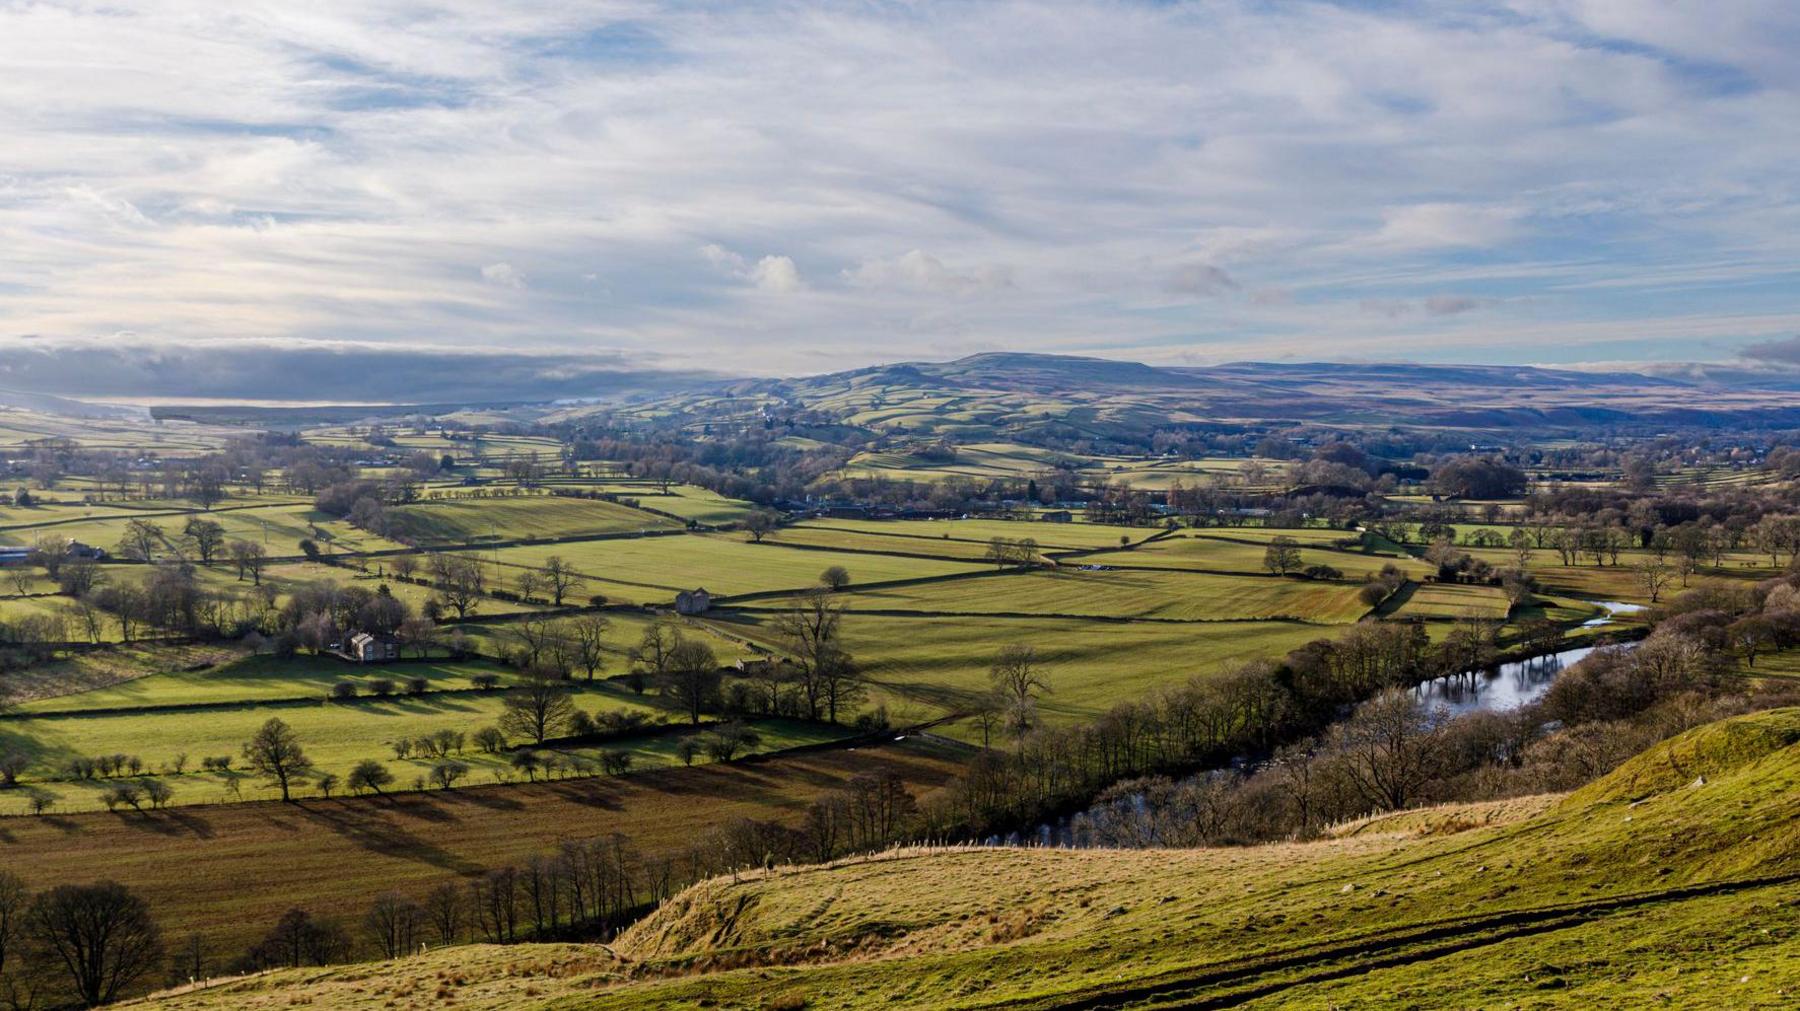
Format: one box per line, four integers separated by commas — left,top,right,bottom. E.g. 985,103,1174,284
675,588,713,615
1041,510,1073,523
347,631,400,663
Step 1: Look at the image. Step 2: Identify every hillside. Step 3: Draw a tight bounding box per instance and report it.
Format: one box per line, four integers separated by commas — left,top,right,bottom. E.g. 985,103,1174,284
570,353,1800,446
133,708,1800,1009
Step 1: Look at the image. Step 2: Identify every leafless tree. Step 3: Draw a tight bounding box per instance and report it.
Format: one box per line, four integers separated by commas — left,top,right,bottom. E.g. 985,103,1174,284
242,717,313,802
27,881,163,1007
498,674,575,744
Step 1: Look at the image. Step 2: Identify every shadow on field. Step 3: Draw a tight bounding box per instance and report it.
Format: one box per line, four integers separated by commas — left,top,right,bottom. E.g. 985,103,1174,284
105,807,218,840
288,799,481,874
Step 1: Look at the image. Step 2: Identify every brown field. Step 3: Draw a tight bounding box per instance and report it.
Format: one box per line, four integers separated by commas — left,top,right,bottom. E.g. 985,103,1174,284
0,736,967,959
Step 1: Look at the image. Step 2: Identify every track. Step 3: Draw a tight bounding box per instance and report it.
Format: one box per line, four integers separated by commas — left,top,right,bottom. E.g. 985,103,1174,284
984,874,1800,1010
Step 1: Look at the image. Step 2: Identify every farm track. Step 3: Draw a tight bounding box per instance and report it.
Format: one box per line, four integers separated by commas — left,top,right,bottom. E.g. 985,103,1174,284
991,874,1800,1010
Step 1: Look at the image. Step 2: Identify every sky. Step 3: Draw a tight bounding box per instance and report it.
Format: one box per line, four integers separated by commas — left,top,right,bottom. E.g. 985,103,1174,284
1,0,1798,401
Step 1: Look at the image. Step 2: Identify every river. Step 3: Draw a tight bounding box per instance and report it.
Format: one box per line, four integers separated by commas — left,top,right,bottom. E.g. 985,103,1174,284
996,600,1645,847
1412,601,1643,716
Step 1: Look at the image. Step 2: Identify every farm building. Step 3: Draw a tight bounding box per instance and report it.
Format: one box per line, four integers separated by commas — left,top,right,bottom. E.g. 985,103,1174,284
1041,510,1073,523
347,632,400,663
675,588,713,615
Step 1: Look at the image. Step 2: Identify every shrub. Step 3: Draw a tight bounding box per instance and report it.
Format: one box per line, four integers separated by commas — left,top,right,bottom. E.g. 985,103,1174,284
600,750,633,776
406,676,430,695
331,681,360,700
471,672,500,690
368,678,397,696
1301,564,1343,581
473,726,506,753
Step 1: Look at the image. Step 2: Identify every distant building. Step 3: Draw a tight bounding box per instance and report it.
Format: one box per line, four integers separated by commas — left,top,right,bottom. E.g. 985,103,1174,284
347,632,400,663
0,546,31,567
1041,510,1073,523
675,588,713,615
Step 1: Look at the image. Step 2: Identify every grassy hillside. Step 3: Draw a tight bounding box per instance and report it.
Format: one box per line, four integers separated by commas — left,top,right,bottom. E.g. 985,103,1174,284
134,707,1800,1009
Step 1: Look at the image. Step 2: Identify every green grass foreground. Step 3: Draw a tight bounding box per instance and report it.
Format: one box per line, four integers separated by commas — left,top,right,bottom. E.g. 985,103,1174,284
130,706,1800,1009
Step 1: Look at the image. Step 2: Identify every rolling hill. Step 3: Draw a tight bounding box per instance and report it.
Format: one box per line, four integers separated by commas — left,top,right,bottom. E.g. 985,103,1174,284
133,706,1800,1010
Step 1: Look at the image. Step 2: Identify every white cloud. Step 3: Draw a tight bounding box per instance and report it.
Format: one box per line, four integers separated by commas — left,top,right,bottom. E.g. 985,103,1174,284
750,255,802,294
481,262,526,289
846,250,1012,295
1370,204,1523,251
0,1,1793,381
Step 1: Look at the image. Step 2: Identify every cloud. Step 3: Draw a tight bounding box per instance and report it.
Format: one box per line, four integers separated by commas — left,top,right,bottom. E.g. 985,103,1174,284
1370,204,1522,251
1162,262,1240,297
846,250,1013,295
702,245,802,294
0,340,714,404
1423,295,1483,316
0,1,1795,385
1738,335,1800,369
480,262,526,289
750,255,803,294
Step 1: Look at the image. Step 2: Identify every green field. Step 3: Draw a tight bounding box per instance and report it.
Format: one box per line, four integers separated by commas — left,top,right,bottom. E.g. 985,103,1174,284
384,495,679,545
455,534,990,604
1077,531,1432,578
1384,580,1514,619
777,568,1372,624
707,610,1331,733
788,517,1162,551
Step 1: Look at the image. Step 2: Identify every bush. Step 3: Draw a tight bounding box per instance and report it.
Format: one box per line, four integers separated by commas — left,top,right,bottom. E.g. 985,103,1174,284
331,681,359,700
1301,564,1343,581
600,750,633,776
1358,582,1389,606
406,676,430,695
471,672,500,690
473,726,506,753
368,678,398,696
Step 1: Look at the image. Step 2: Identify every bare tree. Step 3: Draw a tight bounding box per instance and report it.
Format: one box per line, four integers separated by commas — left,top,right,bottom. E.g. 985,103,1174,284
540,556,584,607
434,555,486,619
116,519,164,563
498,674,575,744
27,881,163,1007
183,517,225,564
989,645,1050,741
242,717,313,802
348,759,393,796
661,638,720,725
1633,558,1673,603
820,565,851,592
743,510,778,543
1329,688,1449,811
562,612,610,681
227,539,268,585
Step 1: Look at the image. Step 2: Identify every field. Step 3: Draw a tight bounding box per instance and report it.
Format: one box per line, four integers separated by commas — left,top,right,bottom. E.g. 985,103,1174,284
1381,581,1514,619
453,535,990,604
0,737,968,961
778,568,1373,624
1075,531,1431,578
707,611,1332,732
788,517,1163,551
0,499,398,558
382,495,679,545
132,707,1800,1010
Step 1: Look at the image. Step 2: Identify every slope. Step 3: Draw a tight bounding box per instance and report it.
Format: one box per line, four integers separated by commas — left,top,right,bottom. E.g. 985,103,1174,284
132,708,1800,1010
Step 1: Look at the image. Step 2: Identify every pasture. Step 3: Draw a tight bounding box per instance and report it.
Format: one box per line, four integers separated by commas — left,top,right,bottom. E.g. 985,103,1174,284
0,736,969,958
382,495,678,545
775,568,1373,624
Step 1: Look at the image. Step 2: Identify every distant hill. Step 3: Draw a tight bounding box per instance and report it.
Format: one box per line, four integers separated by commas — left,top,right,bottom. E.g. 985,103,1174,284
590,351,1800,440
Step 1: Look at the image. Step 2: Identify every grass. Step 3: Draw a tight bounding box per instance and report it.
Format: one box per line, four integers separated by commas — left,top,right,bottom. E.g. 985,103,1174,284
2,737,969,968
772,568,1372,624
455,535,989,604
131,707,1800,1010
15,655,519,713
1383,581,1513,619
383,495,679,545
788,517,1162,551
0,681,666,811
705,610,1333,735
1077,532,1432,579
